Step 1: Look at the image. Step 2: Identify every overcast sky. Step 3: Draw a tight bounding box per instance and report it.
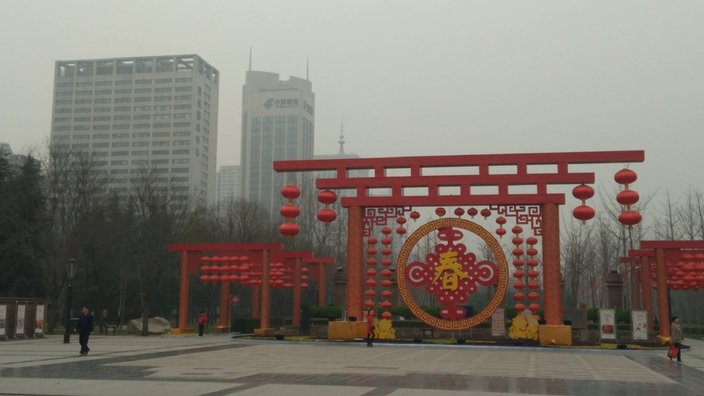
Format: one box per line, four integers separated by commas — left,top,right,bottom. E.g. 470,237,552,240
2,0,702,201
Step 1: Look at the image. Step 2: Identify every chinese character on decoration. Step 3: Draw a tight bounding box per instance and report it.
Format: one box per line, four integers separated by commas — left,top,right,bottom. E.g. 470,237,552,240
405,226,499,321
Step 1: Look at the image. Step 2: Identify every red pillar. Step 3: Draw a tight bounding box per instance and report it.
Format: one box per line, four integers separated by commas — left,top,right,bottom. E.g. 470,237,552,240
347,205,364,320
178,251,190,330
252,285,260,319
292,258,302,326
640,256,654,336
219,282,230,328
318,263,326,306
259,249,271,329
655,248,669,340
541,203,562,325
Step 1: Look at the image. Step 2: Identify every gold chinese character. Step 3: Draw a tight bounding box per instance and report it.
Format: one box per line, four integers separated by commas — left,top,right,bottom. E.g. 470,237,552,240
432,251,470,291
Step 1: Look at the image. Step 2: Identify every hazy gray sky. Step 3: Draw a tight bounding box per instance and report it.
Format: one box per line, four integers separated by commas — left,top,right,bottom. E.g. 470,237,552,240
2,0,702,200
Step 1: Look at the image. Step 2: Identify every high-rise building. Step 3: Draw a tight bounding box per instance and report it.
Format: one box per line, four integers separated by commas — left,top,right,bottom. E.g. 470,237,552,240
50,55,219,205
240,70,314,217
216,165,242,204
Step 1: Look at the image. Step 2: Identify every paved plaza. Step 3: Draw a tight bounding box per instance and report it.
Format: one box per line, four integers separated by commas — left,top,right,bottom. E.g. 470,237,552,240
1,333,704,395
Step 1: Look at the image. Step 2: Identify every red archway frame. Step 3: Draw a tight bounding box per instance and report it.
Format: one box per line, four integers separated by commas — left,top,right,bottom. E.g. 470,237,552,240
627,240,704,342
168,243,332,333
274,150,645,329
396,218,509,330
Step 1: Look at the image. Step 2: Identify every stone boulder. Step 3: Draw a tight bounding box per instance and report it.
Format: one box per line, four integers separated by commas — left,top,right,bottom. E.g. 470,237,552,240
126,316,172,335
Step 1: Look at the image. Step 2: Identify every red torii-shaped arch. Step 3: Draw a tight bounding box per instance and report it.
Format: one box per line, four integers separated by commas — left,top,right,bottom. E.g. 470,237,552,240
275,150,645,331
628,240,704,342
168,243,282,333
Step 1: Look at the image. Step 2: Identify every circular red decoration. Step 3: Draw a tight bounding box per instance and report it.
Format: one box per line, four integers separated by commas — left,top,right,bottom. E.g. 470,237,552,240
526,237,538,245
512,225,523,235
454,207,465,217
317,189,337,205
614,168,637,185
281,185,301,201
480,208,491,218
367,237,378,245
396,226,407,236
381,226,393,235
396,216,407,225
496,228,506,237
435,207,446,217
467,208,478,217
410,211,420,220
496,216,507,225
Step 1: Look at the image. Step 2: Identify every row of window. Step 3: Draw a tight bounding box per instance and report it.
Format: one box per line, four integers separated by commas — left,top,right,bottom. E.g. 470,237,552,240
54,104,193,113
55,77,193,88
53,121,193,132
54,113,193,122
55,95,194,105
55,86,194,96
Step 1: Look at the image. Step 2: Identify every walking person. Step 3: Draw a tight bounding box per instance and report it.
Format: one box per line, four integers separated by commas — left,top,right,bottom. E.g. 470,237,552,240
75,305,94,356
366,308,375,347
670,316,684,363
197,310,208,336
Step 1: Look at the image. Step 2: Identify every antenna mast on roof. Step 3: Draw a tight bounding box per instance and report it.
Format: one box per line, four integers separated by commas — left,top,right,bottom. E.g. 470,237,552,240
338,118,346,155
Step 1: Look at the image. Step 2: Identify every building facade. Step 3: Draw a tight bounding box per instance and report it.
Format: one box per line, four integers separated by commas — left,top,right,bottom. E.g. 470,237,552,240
216,165,242,204
240,70,314,217
50,54,219,205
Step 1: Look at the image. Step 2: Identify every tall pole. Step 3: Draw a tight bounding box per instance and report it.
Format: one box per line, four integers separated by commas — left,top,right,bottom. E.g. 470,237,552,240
63,258,76,344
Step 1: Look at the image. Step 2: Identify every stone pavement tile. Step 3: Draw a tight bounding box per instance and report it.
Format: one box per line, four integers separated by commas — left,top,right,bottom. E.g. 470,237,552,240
387,390,537,396
223,384,374,396
0,378,239,396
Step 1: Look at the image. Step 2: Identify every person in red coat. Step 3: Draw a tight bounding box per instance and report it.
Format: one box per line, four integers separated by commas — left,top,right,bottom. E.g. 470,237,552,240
197,310,208,336
366,309,375,347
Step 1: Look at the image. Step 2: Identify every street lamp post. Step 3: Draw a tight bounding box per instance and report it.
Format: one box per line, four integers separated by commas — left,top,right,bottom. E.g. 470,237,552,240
63,258,77,344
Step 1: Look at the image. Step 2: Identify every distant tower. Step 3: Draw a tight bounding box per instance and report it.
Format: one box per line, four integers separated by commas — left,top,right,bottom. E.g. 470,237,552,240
50,54,219,205
240,70,314,217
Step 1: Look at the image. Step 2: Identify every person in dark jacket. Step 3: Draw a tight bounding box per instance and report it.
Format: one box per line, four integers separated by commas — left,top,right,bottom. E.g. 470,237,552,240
75,305,94,356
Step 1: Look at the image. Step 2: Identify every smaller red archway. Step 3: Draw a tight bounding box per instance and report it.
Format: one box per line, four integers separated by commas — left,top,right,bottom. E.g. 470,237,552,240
628,240,704,343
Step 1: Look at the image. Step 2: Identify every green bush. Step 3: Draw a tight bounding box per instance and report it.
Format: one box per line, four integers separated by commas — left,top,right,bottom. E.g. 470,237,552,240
311,305,343,319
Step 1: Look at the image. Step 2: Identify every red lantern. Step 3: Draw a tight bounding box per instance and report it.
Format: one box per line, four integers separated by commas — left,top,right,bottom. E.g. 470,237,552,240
410,211,420,221
454,207,465,217
480,208,491,218
279,222,300,237
573,205,595,222
618,210,642,226
396,216,407,225
280,203,300,219
281,185,300,201
381,226,392,235
317,189,337,205
396,226,407,236
512,225,523,235
467,207,478,217
572,184,595,200
435,207,446,217
616,189,639,206
614,168,637,185
496,228,506,237
316,208,337,223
